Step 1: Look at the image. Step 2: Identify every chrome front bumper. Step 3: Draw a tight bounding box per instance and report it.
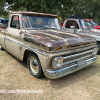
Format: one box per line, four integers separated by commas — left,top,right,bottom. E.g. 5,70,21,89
45,56,97,79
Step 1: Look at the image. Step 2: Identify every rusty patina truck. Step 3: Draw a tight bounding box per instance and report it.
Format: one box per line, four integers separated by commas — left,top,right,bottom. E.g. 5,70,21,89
0,11,98,79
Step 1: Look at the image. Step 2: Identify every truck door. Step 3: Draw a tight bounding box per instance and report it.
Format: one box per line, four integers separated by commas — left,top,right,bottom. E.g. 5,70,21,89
5,15,21,58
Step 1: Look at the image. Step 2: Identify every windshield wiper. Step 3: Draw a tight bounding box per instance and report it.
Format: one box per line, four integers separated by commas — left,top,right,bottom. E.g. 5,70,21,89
40,27,58,30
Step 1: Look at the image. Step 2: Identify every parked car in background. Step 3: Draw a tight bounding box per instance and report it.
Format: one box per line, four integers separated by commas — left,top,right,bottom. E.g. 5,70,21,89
61,15,100,30
60,23,63,26
63,18,100,54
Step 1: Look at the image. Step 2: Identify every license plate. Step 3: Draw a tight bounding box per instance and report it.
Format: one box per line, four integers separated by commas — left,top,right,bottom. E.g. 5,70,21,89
77,59,85,67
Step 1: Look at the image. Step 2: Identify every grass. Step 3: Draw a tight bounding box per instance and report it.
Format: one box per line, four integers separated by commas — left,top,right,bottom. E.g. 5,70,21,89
0,50,100,100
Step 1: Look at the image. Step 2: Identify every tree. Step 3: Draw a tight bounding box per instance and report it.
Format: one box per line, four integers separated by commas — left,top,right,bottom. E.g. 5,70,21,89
71,0,100,22
1,0,100,22
0,2,9,18
2,0,72,21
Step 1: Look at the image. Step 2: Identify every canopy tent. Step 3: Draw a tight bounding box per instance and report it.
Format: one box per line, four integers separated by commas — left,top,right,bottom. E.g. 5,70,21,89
68,15,84,19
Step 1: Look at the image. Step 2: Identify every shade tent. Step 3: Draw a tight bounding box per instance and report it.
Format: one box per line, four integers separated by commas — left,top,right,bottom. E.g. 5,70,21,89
68,15,84,19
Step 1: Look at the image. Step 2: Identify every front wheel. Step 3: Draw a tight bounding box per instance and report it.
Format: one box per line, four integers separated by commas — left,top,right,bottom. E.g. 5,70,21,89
27,53,44,78
0,46,4,50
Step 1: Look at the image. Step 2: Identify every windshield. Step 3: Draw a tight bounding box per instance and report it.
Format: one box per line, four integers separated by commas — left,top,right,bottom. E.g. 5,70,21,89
79,20,94,31
22,15,61,30
90,20,98,26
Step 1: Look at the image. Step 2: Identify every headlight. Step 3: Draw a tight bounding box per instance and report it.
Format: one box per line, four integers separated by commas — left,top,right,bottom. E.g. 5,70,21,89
52,57,63,68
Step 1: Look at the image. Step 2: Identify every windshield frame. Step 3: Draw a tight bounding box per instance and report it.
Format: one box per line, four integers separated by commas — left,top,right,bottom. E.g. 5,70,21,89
79,19,94,31
90,20,98,26
21,14,61,30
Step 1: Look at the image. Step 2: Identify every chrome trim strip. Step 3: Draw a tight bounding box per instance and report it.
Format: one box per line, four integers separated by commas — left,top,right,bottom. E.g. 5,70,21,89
0,35,4,39
45,56,97,79
5,37,18,43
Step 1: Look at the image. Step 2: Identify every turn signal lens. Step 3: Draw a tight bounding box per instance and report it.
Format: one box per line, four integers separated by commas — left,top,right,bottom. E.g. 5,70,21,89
56,47,62,50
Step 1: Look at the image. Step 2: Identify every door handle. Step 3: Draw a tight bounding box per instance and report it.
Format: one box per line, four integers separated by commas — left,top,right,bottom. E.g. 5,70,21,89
6,38,13,43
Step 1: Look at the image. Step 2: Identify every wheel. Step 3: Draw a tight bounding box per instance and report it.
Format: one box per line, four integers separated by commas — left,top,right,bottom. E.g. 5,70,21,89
0,46,4,50
96,41,100,54
27,53,44,78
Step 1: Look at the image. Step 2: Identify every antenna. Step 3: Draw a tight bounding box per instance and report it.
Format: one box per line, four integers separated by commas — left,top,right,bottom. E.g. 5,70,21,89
25,4,26,33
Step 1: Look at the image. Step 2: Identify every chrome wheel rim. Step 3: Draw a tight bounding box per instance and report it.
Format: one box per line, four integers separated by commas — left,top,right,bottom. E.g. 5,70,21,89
30,57,39,74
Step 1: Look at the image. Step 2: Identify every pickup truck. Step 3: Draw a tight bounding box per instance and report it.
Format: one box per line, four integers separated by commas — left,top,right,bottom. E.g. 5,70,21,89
0,11,98,79
61,15,100,30
63,18,100,54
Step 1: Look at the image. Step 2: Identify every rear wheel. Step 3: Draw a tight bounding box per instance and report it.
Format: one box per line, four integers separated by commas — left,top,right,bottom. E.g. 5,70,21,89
27,53,44,78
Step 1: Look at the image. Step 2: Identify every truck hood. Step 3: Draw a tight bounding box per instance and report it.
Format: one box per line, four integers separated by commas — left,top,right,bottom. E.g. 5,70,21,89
24,29,95,48
81,29,100,36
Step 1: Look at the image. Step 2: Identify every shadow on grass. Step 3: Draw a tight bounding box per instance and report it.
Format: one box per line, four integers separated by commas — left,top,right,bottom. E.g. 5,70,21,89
48,63,99,89
6,51,27,69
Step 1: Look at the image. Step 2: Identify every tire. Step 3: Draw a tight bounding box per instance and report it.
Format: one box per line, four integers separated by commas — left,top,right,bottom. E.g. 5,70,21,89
0,46,4,50
27,53,44,78
96,41,100,54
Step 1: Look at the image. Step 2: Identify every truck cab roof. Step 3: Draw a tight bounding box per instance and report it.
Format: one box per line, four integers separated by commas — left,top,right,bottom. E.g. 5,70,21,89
10,11,58,18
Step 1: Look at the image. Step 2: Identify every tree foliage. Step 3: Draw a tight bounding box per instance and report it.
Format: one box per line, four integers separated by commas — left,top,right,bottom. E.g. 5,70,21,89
71,0,100,22
1,0,100,22
0,2,9,18
2,0,73,20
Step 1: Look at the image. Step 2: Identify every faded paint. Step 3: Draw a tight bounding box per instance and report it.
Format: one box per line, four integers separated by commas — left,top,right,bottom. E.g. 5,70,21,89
24,29,95,48
0,12,98,79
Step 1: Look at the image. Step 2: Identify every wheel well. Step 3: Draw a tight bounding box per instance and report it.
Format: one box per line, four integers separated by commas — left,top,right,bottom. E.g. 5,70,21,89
96,41,100,47
97,41,100,44
96,41,100,54
23,50,38,61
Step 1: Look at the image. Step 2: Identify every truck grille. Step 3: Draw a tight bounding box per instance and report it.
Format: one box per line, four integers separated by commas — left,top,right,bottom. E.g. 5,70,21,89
62,47,97,68
63,52,92,63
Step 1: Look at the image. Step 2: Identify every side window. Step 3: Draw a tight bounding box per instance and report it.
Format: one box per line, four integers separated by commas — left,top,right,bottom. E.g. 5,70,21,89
65,20,73,28
10,15,20,29
65,20,79,29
